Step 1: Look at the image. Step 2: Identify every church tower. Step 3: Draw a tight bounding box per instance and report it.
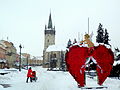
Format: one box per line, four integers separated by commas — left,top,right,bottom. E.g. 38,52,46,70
43,13,56,67
44,13,56,50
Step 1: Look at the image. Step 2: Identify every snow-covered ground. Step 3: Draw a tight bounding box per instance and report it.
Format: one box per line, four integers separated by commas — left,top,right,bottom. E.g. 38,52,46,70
0,66,120,90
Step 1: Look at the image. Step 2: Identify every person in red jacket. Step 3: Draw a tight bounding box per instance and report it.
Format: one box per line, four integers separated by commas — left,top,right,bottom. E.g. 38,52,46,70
26,67,32,83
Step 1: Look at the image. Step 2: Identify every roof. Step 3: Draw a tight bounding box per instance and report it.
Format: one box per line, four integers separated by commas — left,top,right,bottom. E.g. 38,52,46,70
46,44,66,52
0,40,7,47
48,12,52,29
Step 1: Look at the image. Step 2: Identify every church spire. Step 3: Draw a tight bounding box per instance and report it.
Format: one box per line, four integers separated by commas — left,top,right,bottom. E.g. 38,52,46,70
48,12,52,29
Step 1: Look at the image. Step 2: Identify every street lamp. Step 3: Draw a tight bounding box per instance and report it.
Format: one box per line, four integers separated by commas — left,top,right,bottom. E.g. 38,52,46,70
19,44,22,71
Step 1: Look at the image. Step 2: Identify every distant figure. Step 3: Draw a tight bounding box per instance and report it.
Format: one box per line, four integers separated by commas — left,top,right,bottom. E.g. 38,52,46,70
31,71,37,82
26,67,32,83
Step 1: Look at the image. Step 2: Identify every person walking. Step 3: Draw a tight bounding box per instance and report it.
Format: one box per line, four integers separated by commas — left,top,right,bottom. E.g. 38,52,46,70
26,67,32,83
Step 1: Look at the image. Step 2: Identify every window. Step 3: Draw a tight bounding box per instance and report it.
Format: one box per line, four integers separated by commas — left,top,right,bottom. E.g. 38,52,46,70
53,54,56,58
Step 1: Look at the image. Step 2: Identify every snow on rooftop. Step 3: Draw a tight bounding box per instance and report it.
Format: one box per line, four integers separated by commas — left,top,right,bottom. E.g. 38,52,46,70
35,56,43,60
30,56,43,60
0,40,7,47
46,44,66,52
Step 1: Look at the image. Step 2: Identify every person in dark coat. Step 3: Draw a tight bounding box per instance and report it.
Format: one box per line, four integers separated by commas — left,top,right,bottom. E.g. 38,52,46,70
26,67,32,83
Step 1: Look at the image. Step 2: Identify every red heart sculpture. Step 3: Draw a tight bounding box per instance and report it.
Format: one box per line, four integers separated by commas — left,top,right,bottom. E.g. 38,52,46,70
65,45,114,87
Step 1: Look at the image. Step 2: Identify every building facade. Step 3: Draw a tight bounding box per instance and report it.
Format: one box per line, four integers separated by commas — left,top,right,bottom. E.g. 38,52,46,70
28,56,43,66
0,40,17,68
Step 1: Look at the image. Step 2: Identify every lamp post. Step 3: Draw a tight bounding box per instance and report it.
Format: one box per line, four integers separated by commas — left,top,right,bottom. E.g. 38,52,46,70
19,44,22,71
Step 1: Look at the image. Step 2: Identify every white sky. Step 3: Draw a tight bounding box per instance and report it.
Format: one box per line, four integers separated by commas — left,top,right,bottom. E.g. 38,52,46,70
0,0,120,56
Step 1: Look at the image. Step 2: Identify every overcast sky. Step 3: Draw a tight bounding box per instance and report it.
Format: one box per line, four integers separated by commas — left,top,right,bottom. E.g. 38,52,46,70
0,0,120,56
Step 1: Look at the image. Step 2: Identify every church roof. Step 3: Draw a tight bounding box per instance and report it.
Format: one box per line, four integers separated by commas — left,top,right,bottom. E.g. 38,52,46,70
48,13,52,29
46,44,66,52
